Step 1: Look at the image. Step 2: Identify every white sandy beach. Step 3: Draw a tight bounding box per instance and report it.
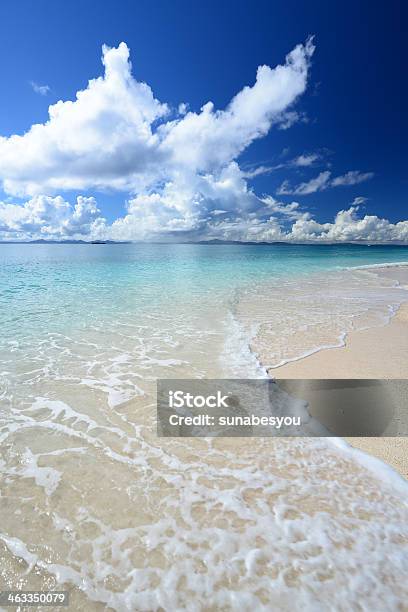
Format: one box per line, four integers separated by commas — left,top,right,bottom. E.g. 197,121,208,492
273,301,408,478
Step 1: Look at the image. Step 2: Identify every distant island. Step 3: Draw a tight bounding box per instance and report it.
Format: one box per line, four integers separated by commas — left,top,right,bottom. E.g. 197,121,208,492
0,239,132,244
0,239,407,247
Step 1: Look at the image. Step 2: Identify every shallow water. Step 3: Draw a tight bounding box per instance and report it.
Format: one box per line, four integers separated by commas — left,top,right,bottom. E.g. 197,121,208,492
1,243,408,610
237,266,408,369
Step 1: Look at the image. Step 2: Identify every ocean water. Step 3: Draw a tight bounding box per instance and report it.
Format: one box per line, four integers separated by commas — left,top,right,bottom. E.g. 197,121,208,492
1,242,408,610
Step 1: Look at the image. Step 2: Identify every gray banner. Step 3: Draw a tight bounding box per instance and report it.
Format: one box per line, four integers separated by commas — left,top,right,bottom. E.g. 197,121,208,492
157,379,408,437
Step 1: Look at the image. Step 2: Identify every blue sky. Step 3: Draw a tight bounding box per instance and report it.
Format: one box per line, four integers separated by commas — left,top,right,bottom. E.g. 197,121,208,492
0,0,406,242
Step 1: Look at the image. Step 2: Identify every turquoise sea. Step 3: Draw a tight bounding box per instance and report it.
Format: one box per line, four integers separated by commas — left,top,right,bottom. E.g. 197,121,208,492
1,241,408,340
1,242,408,610
1,242,408,383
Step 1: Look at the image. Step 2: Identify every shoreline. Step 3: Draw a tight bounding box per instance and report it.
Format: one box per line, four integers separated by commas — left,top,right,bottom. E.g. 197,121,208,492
243,262,408,479
271,297,408,479
263,261,408,372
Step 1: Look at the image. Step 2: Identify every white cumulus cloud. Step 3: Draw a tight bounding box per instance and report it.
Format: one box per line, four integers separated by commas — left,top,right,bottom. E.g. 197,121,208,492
289,207,408,243
0,196,406,244
0,40,405,244
0,195,103,240
0,38,314,200
2,43,169,196
0,39,319,240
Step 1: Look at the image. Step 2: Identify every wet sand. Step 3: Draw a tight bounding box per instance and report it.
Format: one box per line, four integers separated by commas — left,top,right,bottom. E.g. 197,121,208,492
273,301,408,479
